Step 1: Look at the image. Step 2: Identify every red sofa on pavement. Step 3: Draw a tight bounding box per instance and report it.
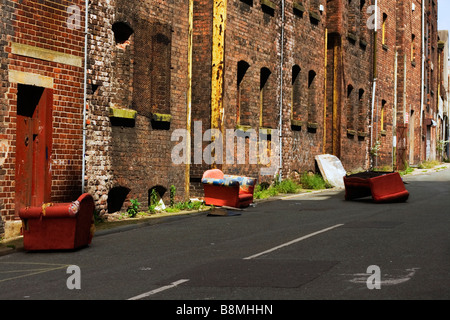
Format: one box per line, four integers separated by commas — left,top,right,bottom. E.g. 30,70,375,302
19,193,95,251
202,169,257,208
343,172,409,203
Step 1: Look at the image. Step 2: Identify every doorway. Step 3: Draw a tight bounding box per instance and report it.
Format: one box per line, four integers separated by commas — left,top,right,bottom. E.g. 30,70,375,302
15,84,53,215
426,125,431,160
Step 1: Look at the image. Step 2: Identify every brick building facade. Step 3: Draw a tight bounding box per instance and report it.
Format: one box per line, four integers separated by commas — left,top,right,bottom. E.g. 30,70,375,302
1,0,86,237
84,0,190,215
0,0,441,238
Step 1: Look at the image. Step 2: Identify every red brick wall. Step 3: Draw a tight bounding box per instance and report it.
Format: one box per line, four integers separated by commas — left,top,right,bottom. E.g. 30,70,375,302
0,0,85,226
371,0,397,169
396,0,423,167
324,0,373,172
281,0,327,178
189,0,213,196
222,0,285,182
85,0,189,213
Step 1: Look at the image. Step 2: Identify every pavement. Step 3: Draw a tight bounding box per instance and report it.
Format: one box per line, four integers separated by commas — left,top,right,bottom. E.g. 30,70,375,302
1,161,449,257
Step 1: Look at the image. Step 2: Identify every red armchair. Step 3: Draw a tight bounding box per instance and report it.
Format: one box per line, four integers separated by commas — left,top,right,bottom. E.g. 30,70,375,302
344,172,409,203
19,193,95,251
202,169,257,208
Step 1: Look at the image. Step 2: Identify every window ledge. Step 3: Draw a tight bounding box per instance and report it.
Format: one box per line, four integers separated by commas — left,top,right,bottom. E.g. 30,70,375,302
261,0,276,10
357,131,368,137
309,11,321,22
291,119,304,127
259,127,273,135
109,106,137,119
152,113,172,123
235,124,253,132
293,1,306,13
307,122,319,129
347,32,357,43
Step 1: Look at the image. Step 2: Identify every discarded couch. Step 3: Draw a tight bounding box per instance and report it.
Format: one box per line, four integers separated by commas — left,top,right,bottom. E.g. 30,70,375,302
343,171,409,203
202,169,257,208
19,193,95,251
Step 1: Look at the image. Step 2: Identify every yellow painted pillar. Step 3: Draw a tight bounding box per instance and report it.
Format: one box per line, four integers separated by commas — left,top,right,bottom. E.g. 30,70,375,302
211,0,226,132
211,0,227,169
332,43,339,156
185,0,194,200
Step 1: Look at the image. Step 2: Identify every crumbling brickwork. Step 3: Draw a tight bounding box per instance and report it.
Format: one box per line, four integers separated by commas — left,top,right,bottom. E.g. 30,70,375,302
85,0,190,213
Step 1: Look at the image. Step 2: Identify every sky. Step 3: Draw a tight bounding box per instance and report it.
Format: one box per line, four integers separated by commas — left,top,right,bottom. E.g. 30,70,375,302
439,0,450,32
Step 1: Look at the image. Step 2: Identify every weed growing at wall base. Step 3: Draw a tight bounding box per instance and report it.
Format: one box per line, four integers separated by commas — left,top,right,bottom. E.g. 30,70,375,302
253,173,330,200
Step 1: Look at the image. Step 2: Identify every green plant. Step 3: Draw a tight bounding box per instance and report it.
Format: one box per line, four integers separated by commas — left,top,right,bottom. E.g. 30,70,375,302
254,183,279,199
300,172,331,190
127,199,140,218
370,139,381,157
399,162,414,176
164,200,204,212
276,179,301,193
418,160,440,169
253,178,302,199
170,185,176,207
150,189,159,206
437,140,449,154
93,209,103,225
147,189,160,214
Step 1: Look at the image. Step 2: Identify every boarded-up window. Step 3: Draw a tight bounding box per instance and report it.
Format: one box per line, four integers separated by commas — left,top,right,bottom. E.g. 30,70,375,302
291,65,302,122
358,89,365,132
237,60,251,125
260,67,275,128
307,70,317,123
133,20,172,118
346,84,354,130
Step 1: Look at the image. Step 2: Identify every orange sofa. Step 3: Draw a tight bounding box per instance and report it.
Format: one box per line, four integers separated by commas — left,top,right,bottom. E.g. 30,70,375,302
19,193,95,251
344,172,409,203
202,169,257,208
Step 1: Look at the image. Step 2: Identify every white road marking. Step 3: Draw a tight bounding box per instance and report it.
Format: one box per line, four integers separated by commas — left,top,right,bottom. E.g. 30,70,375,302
243,224,344,260
0,262,70,283
347,268,420,286
127,279,189,300
128,224,343,299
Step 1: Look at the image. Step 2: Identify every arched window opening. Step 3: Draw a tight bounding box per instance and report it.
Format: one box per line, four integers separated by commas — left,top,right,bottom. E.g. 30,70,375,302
112,22,134,44
107,186,131,213
237,60,251,125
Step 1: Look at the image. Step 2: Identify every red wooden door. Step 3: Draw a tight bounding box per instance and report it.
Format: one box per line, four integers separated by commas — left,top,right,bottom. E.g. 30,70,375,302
15,85,53,215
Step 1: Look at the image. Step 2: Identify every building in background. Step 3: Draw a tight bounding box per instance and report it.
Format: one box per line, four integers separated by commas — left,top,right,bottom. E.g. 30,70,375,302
438,30,449,160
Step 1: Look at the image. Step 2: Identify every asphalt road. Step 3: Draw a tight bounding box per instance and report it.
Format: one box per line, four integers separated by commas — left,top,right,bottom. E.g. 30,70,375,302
1,168,449,304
